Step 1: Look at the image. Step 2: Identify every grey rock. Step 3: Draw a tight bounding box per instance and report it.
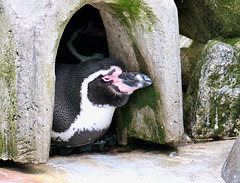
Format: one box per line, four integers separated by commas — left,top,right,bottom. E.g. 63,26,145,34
175,0,240,43
184,40,240,139
0,0,183,163
222,136,240,183
180,47,202,93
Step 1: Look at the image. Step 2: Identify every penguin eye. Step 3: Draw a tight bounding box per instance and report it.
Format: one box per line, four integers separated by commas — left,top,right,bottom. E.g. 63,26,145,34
102,68,122,83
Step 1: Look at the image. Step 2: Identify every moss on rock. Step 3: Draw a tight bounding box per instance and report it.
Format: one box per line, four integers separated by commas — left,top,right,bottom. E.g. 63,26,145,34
115,85,165,145
106,0,166,144
184,40,240,139
175,0,240,43
0,26,18,159
181,47,203,93
214,37,240,49
107,0,155,33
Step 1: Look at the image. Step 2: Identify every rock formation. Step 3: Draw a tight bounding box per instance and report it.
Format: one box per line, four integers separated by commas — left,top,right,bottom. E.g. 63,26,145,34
184,40,240,139
0,0,183,163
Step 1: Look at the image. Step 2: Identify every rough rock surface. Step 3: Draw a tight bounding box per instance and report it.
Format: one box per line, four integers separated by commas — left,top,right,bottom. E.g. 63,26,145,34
180,47,202,93
101,0,183,145
184,40,240,139
0,140,234,183
222,136,240,183
0,0,183,163
175,0,240,43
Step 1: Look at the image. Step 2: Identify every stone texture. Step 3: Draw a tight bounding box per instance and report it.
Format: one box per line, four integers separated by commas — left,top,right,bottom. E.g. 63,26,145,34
180,47,202,93
175,0,240,43
0,0,183,163
0,3,18,162
222,136,240,183
102,0,184,145
216,37,240,50
184,40,240,139
0,140,234,183
0,0,57,164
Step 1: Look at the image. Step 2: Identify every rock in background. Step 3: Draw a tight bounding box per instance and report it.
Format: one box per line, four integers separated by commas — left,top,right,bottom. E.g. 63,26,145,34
175,0,240,43
184,40,240,139
176,0,240,139
181,47,202,93
174,1,240,180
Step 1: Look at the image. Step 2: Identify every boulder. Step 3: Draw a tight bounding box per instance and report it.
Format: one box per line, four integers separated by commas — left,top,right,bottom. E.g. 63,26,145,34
109,0,184,145
180,47,202,93
216,37,240,50
0,0,183,163
184,40,240,139
175,0,240,43
222,136,240,183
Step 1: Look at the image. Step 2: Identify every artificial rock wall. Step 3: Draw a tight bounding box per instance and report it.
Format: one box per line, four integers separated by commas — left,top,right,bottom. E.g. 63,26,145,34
0,0,183,163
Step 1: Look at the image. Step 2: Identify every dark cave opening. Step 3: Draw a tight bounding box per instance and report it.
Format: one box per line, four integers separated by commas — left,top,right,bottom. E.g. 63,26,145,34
52,4,118,155
56,4,109,64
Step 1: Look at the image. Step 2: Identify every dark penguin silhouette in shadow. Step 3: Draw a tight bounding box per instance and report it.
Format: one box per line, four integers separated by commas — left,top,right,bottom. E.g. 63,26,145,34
56,5,109,64
52,58,152,147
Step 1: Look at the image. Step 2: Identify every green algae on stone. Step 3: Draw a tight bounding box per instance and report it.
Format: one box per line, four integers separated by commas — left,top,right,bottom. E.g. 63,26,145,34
214,37,240,49
184,40,240,139
106,0,165,144
107,0,155,33
0,46,18,160
0,9,18,160
175,0,240,43
115,85,165,145
181,47,203,93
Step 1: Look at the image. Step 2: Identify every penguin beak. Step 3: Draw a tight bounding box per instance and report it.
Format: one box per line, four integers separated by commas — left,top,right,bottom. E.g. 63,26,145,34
119,72,153,91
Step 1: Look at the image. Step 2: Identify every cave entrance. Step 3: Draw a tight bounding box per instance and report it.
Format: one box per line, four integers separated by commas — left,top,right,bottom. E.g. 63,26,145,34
56,4,109,64
53,4,117,155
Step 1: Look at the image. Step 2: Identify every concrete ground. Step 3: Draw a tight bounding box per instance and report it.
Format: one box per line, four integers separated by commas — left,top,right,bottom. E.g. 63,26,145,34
0,139,234,183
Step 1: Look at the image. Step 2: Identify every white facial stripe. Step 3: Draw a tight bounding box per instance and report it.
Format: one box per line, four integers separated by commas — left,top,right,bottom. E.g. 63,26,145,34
52,66,119,142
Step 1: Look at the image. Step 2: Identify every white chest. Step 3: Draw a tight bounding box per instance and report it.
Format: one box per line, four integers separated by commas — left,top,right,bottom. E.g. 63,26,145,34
52,67,118,142
75,103,115,131
75,67,116,131
52,103,115,142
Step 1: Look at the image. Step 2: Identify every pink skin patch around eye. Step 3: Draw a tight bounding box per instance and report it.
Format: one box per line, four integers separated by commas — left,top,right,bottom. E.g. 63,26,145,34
102,67,138,93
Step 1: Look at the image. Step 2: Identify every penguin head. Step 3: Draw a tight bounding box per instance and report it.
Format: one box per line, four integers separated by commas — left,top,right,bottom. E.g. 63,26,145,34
102,67,152,95
86,58,152,108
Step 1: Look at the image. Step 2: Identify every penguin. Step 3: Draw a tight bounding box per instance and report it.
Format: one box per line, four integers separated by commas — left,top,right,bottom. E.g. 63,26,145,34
52,58,152,147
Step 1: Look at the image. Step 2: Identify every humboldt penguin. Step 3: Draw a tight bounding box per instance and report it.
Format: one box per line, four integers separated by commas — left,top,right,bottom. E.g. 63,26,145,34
52,58,152,147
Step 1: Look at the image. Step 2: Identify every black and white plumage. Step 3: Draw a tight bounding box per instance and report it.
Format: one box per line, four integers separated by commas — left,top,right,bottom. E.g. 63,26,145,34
52,58,152,147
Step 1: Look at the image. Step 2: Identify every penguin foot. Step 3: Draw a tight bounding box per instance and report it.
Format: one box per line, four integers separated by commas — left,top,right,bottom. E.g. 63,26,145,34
49,134,117,156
